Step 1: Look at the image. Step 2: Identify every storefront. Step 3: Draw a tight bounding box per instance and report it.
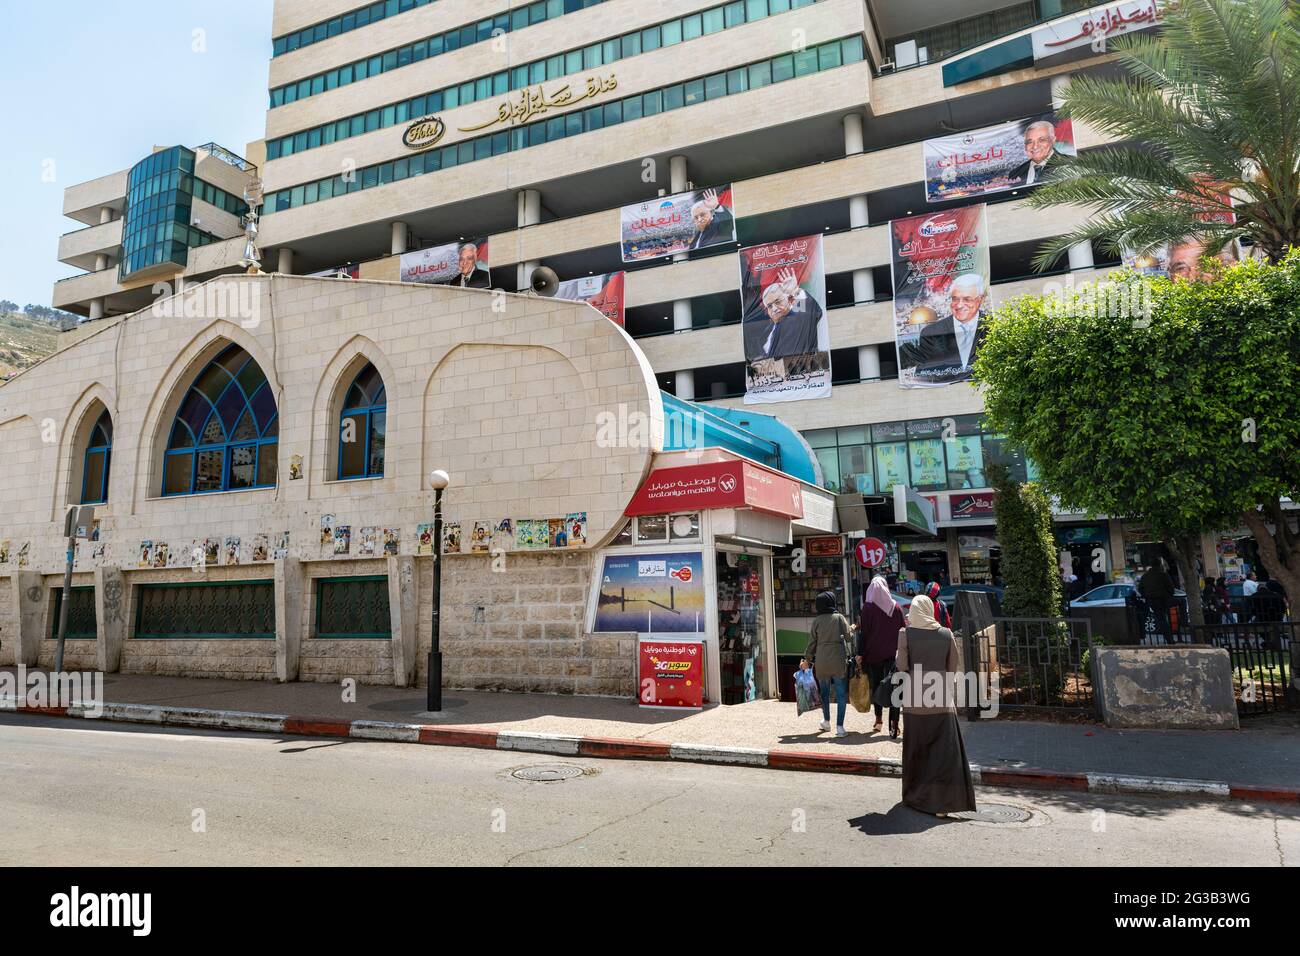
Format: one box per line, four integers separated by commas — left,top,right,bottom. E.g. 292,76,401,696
588,447,836,706
1054,522,1111,594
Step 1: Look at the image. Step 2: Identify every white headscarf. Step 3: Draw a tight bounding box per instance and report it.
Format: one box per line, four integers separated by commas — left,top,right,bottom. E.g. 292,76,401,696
865,575,895,615
907,594,942,629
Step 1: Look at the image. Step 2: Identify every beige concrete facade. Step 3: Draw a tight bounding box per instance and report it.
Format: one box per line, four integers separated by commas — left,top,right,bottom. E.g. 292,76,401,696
3,275,664,693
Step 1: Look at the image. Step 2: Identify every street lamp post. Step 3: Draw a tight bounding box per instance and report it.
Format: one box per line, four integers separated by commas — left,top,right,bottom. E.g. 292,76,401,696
427,469,450,711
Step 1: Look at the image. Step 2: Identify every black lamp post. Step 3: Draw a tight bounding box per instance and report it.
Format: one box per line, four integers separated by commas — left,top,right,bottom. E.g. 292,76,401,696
427,469,450,711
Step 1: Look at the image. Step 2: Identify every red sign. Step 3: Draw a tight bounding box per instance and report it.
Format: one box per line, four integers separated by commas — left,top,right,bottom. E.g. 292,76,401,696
639,640,705,709
805,536,844,557
625,460,804,519
855,537,887,569
950,492,997,520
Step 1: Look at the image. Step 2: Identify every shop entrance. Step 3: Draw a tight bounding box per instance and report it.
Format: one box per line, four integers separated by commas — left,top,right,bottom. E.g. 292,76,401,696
1056,524,1110,595
715,550,771,704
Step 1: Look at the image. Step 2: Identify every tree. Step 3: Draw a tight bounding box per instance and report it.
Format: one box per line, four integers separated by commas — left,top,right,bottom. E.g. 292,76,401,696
0,300,18,315
989,464,1062,619
1030,0,1300,267
973,256,1300,624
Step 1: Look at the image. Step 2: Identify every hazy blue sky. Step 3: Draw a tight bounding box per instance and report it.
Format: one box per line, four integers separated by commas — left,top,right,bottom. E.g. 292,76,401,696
0,1,273,309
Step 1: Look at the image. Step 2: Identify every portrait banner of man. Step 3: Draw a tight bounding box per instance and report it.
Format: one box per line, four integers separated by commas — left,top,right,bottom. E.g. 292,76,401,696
620,184,736,262
889,205,992,389
738,233,831,405
924,112,1076,203
399,237,491,288
554,271,626,325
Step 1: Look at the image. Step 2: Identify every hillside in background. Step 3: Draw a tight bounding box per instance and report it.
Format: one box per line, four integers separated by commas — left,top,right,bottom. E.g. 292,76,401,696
0,303,75,379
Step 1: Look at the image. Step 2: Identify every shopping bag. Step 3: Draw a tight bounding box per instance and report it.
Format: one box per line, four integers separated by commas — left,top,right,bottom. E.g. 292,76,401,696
848,673,873,713
872,664,899,710
794,668,821,717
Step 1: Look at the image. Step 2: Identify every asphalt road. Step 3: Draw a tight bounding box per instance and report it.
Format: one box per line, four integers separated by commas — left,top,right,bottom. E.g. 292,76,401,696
2,715,1296,866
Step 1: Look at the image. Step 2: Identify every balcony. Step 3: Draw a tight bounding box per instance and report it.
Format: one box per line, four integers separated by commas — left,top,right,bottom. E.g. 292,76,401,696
57,218,123,270
62,170,128,226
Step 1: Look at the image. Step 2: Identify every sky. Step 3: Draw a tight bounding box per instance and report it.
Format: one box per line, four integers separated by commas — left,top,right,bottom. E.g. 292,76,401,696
0,1,273,309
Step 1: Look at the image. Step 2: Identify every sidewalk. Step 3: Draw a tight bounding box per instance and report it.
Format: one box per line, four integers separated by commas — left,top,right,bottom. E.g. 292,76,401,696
5,668,1298,801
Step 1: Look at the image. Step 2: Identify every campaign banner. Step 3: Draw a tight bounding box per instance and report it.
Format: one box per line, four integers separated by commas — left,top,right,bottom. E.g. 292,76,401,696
592,551,706,634
739,233,831,405
399,237,491,288
638,638,705,709
924,113,1076,203
620,185,735,262
890,206,991,389
554,271,626,325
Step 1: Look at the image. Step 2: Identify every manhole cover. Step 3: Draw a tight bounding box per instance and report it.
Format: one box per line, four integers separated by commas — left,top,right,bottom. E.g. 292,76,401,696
511,765,585,783
950,803,1045,827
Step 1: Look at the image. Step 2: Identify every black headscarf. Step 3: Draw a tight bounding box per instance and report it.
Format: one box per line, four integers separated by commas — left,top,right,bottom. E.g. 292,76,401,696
814,590,837,615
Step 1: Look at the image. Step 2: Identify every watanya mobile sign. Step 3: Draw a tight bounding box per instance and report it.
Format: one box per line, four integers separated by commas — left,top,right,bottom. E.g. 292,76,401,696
889,206,991,389
738,233,831,405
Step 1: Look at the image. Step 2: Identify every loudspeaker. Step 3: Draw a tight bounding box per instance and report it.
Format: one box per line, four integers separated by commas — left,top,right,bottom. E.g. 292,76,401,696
530,266,559,297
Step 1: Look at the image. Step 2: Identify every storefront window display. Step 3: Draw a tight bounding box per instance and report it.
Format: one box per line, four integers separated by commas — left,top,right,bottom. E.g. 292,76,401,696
899,538,950,591
716,551,769,704
1055,524,1109,592
957,533,1000,585
805,415,1034,495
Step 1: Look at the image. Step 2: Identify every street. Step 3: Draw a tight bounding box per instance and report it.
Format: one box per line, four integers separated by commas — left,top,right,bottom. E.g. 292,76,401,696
2,715,1296,866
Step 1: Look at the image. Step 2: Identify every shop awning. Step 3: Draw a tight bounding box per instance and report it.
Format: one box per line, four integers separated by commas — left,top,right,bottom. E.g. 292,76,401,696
660,392,822,487
835,485,939,537
624,459,804,519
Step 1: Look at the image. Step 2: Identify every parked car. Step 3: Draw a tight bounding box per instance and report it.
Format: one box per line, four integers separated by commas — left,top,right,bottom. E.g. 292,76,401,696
1069,583,1187,609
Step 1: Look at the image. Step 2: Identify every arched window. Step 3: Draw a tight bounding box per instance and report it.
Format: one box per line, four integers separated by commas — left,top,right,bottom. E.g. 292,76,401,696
81,410,112,504
163,343,278,495
338,362,386,479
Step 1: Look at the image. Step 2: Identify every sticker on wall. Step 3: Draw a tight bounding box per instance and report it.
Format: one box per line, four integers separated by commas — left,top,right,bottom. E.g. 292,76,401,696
204,538,221,566
190,542,206,572
274,531,290,560
320,514,336,547
223,537,241,565
89,521,101,542
138,541,153,568
359,527,378,557
416,523,435,555
470,522,492,553
333,525,352,555
515,520,537,550
493,519,515,552
92,542,106,562
290,454,304,480
383,528,400,557
153,542,169,569
442,522,462,554
0,540,10,564
16,542,30,568
566,513,587,548
252,534,270,562
548,518,566,549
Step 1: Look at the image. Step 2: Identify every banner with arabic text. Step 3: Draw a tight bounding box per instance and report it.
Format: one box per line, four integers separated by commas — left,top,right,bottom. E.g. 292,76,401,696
1032,0,1160,60
554,272,626,326
739,234,830,405
620,185,736,263
924,113,1075,203
399,237,490,288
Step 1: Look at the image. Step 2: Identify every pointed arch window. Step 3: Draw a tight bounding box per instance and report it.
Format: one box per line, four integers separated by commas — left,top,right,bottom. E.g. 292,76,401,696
81,410,113,504
163,344,278,495
338,362,386,480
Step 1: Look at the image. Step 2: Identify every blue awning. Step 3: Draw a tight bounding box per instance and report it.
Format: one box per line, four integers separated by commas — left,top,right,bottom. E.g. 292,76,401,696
660,392,823,487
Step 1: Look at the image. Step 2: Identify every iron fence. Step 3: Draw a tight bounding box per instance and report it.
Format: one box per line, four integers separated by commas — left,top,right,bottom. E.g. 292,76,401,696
1191,622,1296,716
965,616,1097,715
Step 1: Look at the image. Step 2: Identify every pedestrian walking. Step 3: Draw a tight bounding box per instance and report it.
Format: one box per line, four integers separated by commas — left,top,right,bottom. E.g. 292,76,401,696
925,581,952,629
857,575,905,738
800,590,855,737
1138,560,1177,641
897,594,977,817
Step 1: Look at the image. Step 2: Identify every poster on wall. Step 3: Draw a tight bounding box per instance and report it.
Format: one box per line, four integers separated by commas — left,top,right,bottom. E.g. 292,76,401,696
638,638,705,709
620,185,736,262
739,233,831,405
399,237,491,288
592,552,706,634
554,272,626,326
890,205,991,388
924,113,1076,203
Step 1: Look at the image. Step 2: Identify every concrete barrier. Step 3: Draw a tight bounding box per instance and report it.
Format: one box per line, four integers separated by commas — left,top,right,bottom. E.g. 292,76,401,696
1091,645,1239,730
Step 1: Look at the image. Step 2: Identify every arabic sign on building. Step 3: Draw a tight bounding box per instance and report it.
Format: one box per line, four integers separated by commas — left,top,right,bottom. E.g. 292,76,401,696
1032,0,1161,59
924,112,1075,203
638,638,706,708
592,552,706,634
624,461,804,519
619,185,736,262
890,205,992,389
399,237,491,288
554,271,626,325
459,73,618,132
739,233,831,405
950,491,997,521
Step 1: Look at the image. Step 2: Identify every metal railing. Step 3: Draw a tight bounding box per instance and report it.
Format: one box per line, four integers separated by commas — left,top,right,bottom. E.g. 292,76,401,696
966,616,1097,714
1192,622,1296,716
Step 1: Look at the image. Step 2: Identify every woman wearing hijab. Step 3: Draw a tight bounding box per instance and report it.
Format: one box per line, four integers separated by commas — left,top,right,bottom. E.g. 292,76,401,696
856,575,906,738
800,590,855,737
897,594,977,816
925,582,953,629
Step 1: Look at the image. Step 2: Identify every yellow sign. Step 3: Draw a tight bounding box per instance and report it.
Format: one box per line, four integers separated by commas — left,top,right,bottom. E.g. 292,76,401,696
402,115,446,151
458,73,618,133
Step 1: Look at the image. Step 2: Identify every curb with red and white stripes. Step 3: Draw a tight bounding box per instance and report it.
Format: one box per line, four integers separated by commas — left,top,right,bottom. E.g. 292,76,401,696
5,698,1298,805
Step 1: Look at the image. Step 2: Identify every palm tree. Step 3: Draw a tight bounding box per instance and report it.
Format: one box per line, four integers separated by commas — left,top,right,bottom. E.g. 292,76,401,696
1025,0,1300,622
1030,0,1300,268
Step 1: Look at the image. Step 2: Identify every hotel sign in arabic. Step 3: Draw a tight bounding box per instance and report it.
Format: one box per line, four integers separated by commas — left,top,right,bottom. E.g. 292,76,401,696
458,73,618,132
624,461,804,519
1032,0,1160,59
